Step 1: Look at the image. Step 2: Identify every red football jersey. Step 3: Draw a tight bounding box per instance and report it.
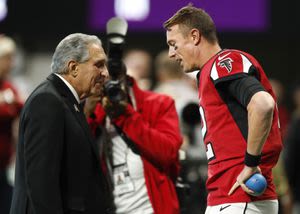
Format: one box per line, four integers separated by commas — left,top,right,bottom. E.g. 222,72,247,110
197,49,282,205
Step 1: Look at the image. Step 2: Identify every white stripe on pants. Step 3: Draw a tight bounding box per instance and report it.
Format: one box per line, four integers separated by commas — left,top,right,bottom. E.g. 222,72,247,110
205,200,278,214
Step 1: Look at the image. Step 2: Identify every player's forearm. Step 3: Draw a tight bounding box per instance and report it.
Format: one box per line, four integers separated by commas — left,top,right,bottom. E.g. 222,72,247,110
246,91,275,155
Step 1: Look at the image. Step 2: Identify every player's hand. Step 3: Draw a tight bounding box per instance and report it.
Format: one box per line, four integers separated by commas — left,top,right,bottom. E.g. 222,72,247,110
102,96,128,119
228,165,261,195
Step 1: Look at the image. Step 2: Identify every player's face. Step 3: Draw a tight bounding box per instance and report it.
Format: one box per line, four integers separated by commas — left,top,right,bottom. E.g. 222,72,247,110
77,44,109,98
166,24,198,73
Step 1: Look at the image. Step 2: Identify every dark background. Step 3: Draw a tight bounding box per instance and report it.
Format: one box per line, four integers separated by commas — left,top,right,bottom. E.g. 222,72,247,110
0,0,299,106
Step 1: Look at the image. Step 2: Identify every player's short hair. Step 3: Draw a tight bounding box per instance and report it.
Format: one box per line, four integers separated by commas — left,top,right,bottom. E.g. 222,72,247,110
163,4,218,44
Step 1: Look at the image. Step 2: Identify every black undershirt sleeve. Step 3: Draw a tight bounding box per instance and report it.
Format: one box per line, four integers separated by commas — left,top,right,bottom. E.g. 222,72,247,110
227,75,266,107
213,66,266,140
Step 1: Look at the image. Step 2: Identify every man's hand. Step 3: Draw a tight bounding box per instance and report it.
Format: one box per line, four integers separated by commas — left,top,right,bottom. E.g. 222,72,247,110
228,166,261,195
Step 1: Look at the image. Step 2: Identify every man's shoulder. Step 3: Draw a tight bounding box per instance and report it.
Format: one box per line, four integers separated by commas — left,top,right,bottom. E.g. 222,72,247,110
30,79,54,94
25,80,60,106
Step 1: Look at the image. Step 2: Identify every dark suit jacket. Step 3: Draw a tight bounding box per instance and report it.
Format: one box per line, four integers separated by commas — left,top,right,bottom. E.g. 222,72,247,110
10,74,114,214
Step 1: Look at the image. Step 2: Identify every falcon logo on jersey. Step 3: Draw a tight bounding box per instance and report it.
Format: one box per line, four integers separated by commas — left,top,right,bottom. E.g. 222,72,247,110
218,57,233,73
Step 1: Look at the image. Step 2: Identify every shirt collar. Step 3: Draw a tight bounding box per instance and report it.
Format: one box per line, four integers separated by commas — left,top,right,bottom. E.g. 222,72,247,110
54,73,80,104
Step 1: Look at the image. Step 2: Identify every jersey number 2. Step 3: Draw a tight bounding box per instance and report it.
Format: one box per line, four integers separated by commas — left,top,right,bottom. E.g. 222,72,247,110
199,106,216,161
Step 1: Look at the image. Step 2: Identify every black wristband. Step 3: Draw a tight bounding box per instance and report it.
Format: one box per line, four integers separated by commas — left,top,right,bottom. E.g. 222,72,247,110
244,151,261,167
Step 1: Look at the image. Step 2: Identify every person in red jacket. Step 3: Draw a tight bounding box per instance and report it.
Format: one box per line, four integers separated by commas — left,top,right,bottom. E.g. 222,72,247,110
0,35,23,214
85,74,183,214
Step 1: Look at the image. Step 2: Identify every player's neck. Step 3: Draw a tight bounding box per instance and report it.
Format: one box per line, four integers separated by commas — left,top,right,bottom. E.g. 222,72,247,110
199,42,221,68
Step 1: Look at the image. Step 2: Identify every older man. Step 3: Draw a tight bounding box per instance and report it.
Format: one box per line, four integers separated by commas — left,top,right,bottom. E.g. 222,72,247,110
10,33,114,214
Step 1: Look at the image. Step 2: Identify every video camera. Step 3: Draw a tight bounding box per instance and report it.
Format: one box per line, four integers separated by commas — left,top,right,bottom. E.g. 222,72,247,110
103,17,128,103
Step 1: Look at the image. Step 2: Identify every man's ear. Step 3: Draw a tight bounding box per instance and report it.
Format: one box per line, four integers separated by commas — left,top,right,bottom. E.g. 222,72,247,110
190,28,201,45
68,61,78,77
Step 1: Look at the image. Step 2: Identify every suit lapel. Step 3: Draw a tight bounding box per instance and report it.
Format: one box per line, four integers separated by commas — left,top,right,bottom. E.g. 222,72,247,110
47,74,101,163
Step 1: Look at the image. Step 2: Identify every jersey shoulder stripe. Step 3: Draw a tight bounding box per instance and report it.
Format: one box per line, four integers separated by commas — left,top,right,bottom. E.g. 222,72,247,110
210,50,252,81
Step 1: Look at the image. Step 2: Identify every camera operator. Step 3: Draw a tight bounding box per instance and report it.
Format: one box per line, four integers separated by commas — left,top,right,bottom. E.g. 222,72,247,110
85,65,182,214
85,65,183,214
84,18,182,213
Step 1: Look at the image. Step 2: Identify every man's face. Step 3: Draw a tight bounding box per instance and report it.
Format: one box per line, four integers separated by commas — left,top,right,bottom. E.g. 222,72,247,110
76,44,108,99
166,24,198,73
0,53,14,81
124,50,151,79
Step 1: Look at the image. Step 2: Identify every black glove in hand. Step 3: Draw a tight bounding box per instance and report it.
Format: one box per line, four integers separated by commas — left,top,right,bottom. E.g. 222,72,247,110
102,97,127,119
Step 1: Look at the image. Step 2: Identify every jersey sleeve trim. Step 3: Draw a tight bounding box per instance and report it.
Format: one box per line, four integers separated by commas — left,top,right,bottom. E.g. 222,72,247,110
210,52,253,82
212,73,248,85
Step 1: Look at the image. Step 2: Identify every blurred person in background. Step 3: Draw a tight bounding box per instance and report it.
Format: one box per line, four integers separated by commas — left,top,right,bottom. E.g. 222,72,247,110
272,158,293,214
269,78,290,138
10,33,115,214
269,78,293,214
154,49,207,214
154,49,203,154
284,84,300,214
84,63,182,213
164,4,282,213
123,48,153,90
0,35,23,214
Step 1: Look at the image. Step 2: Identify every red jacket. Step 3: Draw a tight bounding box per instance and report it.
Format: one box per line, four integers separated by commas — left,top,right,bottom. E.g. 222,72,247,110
88,78,182,214
0,80,23,169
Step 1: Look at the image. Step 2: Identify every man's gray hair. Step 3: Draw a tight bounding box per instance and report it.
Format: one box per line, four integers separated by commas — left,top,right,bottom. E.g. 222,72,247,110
51,33,102,74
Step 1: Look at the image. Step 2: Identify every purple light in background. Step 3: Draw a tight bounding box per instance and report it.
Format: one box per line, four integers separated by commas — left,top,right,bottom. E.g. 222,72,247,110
0,0,8,22
88,0,270,32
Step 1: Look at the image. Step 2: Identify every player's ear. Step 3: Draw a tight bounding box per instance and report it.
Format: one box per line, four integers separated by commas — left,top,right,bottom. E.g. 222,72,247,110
190,28,201,45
